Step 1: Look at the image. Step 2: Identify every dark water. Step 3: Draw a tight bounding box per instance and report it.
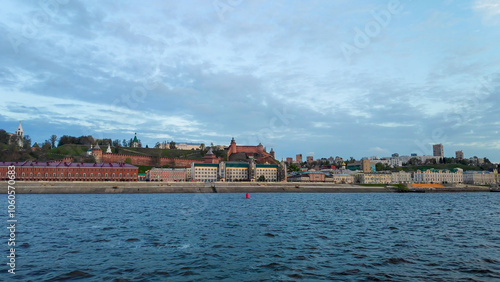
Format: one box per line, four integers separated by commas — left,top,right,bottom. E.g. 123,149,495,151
2,193,500,281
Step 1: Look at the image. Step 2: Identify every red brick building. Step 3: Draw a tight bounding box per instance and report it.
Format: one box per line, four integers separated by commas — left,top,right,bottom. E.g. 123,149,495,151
146,168,187,182
227,138,277,164
0,161,138,181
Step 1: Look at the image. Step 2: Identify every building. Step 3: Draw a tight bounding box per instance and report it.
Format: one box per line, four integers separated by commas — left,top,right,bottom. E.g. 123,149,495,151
306,156,314,164
190,161,282,182
227,138,276,164
362,159,373,173
456,150,464,160
15,121,24,147
202,148,219,164
355,173,392,184
132,133,139,148
176,143,201,150
0,161,138,181
433,144,444,157
329,174,354,184
296,154,302,164
191,163,219,182
391,171,412,184
463,171,496,185
146,168,187,182
286,157,293,165
255,164,279,182
224,162,249,182
413,168,463,184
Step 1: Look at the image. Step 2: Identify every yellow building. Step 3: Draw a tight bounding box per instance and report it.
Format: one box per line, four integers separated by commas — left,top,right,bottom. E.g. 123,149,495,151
255,164,278,182
191,163,218,182
356,173,392,184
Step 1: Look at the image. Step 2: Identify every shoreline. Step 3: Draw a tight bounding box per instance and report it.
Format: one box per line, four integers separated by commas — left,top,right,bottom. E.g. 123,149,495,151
1,181,495,194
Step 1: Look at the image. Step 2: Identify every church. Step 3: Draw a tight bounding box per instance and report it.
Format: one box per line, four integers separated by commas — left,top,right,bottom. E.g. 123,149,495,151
6,120,24,147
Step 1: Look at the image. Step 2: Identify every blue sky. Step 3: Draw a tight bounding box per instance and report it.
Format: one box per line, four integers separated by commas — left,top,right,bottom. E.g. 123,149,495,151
1,0,499,162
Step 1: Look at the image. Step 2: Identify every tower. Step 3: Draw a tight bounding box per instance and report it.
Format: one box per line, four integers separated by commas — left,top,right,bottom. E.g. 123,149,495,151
92,143,103,163
433,144,444,157
228,137,237,158
132,133,139,148
15,120,24,147
106,143,112,154
270,148,275,159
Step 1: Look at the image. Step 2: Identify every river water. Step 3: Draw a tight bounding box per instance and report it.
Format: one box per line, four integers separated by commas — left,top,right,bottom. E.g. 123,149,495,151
2,193,500,281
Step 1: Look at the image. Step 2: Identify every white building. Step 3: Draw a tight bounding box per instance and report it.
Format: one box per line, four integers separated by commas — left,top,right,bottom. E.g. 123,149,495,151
463,171,496,185
413,168,463,184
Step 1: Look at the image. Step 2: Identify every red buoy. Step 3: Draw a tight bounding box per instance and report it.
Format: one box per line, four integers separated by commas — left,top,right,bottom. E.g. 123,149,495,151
246,193,249,199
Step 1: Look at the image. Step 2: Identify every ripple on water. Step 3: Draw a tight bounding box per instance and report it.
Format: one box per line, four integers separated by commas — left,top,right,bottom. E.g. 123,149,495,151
47,270,94,281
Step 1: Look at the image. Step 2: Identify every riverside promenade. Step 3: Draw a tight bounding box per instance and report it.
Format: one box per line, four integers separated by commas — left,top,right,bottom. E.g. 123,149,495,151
0,181,493,194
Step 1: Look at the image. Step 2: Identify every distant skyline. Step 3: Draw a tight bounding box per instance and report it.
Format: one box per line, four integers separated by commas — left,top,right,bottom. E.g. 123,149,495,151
1,0,499,162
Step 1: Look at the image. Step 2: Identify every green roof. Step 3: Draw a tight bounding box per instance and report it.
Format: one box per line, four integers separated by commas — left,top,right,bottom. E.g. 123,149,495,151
194,163,219,167
133,133,139,143
256,164,278,168
226,163,249,168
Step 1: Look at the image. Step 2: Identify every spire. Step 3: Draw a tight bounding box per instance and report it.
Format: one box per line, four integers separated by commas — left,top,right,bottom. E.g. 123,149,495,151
16,120,23,133
106,143,112,153
133,133,139,143
94,143,101,150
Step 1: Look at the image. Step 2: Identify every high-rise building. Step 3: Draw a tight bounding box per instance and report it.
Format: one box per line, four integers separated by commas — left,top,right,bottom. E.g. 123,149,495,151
455,150,464,160
433,144,444,157
306,156,314,164
296,154,302,163
362,159,372,173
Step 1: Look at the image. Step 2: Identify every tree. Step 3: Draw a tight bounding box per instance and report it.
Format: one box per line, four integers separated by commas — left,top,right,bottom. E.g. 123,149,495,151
50,135,58,148
23,135,32,148
288,163,301,172
258,175,266,182
113,139,121,147
122,139,127,147
169,141,176,149
41,141,51,151
125,158,132,164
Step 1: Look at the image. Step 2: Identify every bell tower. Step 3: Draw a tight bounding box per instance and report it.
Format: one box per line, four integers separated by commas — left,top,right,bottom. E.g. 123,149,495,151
15,120,24,147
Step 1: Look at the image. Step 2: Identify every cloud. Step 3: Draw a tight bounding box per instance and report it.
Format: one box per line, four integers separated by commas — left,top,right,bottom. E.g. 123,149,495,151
474,0,500,24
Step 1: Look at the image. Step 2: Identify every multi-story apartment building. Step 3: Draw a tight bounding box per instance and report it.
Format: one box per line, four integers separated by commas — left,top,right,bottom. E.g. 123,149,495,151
463,171,496,185
224,162,249,182
255,164,279,182
329,174,354,184
146,168,187,182
433,144,444,157
455,150,464,160
391,171,412,183
355,173,392,184
191,163,219,182
191,161,282,182
413,168,463,184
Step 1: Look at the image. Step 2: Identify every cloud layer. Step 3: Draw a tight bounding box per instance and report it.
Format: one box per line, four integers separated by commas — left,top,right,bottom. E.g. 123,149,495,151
1,0,499,161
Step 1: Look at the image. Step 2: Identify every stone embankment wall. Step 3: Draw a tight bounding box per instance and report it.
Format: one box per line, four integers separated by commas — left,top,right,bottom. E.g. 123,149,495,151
0,182,492,194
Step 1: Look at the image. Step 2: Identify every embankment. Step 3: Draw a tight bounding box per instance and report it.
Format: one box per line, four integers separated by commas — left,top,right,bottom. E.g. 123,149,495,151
0,181,493,194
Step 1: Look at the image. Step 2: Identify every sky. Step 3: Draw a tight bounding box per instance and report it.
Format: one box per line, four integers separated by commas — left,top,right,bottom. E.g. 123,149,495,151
0,0,499,162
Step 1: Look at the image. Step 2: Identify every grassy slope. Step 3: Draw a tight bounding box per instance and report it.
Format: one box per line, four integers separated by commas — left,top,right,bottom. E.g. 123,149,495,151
46,144,203,160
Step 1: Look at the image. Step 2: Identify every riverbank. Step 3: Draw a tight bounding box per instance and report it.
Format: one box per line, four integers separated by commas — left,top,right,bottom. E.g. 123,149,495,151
0,181,495,193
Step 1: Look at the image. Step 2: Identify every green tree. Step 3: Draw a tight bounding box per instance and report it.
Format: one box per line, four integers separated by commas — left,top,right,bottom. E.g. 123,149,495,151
125,157,132,164
169,141,176,149
258,175,266,182
50,134,58,148
288,163,301,172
